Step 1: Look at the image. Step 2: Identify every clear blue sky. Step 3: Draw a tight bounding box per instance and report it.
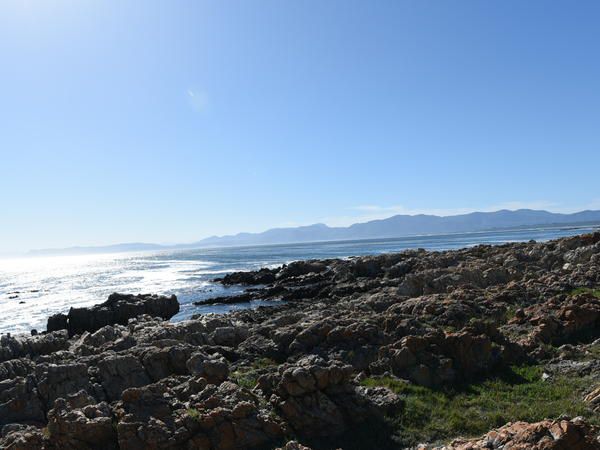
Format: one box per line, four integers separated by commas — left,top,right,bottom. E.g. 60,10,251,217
1,0,599,253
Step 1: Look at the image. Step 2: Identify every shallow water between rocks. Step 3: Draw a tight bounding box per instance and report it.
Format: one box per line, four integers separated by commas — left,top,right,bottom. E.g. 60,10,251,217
0,224,597,334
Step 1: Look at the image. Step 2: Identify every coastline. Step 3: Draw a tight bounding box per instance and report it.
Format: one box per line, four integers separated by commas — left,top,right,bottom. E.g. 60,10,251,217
2,232,600,448
2,223,600,336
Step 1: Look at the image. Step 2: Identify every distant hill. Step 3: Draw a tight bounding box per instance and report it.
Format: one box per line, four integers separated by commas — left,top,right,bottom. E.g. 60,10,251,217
193,209,600,247
28,242,165,257
28,209,600,256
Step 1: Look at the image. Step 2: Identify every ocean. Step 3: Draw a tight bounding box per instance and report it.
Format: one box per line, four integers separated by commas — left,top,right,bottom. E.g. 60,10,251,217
0,225,598,335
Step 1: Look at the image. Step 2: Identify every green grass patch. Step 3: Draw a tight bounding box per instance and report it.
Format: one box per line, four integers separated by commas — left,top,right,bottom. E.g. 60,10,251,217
252,357,277,370
361,365,598,447
570,287,600,298
504,305,518,322
231,370,259,389
230,357,277,389
186,407,201,420
586,344,600,359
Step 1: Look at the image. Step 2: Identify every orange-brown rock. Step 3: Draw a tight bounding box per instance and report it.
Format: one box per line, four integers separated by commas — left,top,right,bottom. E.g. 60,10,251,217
440,418,600,450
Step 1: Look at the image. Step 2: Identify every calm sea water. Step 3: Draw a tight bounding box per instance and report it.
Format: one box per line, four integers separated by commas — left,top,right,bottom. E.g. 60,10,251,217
0,225,598,334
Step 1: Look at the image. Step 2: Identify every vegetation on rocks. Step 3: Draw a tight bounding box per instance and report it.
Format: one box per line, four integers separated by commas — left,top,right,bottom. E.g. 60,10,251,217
231,358,277,389
571,287,600,299
2,232,600,449
362,364,597,447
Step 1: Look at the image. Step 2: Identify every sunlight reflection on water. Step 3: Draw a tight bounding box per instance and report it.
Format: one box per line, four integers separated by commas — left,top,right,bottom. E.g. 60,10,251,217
0,225,597,334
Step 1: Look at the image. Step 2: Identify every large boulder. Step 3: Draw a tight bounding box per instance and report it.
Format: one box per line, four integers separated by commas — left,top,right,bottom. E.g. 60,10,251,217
47,293,179,336
255,355,396,438
46,393,117,450
96,354,152,401
186,352,229,384
36,363,92,408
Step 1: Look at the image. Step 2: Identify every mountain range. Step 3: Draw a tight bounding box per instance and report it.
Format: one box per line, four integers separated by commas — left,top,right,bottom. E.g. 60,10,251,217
29,209,600,256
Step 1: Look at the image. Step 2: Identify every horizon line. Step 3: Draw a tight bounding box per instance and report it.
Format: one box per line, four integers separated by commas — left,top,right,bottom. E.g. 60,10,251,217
8,207,600,257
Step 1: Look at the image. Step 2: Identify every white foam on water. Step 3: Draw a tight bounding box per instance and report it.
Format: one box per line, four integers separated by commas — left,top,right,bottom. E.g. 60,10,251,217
0,253,216,334
0,225,595,335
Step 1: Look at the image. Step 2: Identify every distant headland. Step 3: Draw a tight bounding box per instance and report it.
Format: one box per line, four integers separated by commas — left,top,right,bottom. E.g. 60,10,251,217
28,209,600,256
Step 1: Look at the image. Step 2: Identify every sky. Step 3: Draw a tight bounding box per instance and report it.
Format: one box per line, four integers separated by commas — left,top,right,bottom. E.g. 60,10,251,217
1,0,599,253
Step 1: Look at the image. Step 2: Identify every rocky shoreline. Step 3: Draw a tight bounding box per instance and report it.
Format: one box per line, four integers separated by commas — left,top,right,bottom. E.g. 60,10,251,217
2,232,600,449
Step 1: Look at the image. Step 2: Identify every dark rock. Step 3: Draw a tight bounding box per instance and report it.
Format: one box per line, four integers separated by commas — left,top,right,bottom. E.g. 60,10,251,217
186,352,229,384
219,267,279,285
96,354,152,401
0,331,69,363
47,396,117,450
46,313,68,332
47,293,179,336
0,376,45,426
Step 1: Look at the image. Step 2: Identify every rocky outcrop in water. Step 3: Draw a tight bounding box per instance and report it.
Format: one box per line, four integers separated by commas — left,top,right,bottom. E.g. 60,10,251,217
46,293,179,336
2,232,600,449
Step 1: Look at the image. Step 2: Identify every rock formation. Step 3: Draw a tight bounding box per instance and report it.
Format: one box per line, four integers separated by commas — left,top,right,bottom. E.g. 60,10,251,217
46,293,179,336
436,417,600,450
1,232,600,448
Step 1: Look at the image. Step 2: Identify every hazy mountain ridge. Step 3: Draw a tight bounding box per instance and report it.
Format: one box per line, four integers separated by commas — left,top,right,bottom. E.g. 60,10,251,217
196,209,600,247
28,243,166,257
28,209,600,256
